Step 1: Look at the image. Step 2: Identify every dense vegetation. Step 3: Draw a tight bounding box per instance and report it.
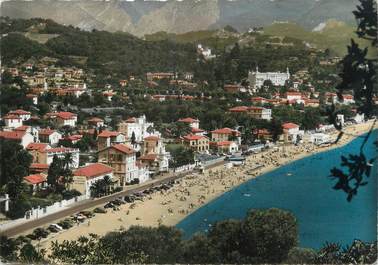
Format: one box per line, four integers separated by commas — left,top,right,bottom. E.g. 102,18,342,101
1,16,320,87
1,208,376,264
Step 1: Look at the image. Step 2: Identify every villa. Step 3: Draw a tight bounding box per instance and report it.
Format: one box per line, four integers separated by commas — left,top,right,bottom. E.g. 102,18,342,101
71,163,114,197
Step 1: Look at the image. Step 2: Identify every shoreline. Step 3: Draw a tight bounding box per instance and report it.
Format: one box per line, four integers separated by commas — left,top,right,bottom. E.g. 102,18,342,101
37,121,376,249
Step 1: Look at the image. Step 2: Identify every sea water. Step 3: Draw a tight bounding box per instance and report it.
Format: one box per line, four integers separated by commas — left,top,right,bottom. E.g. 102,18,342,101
177,130,377,249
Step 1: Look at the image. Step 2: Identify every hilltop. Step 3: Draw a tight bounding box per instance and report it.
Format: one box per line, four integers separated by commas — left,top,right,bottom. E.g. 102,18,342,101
1,0,360,36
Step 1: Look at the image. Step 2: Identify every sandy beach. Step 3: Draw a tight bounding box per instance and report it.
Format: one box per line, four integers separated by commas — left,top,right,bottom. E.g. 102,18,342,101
37,120,376,249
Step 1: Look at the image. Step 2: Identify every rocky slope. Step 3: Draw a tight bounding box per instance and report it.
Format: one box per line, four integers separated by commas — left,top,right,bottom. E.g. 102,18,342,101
1,0,359,36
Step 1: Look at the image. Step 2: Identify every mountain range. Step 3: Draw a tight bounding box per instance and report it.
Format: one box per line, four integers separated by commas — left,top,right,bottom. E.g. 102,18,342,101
1,0,360,37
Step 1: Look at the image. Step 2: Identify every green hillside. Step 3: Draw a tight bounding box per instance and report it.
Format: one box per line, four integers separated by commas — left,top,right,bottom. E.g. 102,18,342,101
262,21,376,57
145,29,238,52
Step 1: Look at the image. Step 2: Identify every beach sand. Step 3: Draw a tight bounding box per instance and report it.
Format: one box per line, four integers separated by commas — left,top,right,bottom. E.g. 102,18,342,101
38,121,376,249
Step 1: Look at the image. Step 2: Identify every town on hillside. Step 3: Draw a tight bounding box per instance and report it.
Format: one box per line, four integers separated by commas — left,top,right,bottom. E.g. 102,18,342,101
0,10,377,264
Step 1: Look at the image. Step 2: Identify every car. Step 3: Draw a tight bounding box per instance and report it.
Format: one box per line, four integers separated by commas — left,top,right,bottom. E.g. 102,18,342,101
104,202,114,208
51,223,63,230
124,195,135,203
80,210,94,217
48,225,59,233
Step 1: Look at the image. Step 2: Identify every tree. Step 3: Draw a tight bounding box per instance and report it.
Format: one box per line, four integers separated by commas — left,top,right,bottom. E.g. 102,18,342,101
47,155,62,191
241,208,298,263
0,140,32,199
0,236,19,262
180,233,218,264
171,122,192,138
100,226,183,264
168,145,194,169
301,108,323,130
286,247,317,264
131,131,136,145
18,243,45,263
207,219,244,263
329,0,377,201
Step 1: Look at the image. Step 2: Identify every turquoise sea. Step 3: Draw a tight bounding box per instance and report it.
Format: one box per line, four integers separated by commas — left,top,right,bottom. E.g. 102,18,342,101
177,130,377,249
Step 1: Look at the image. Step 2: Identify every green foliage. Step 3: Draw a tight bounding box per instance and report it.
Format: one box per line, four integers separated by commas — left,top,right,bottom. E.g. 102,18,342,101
18,243,45,263
0,140,32,198
329,0,377,201
90,175,113,198
0,33,51,64
102,226,183,264
167,145,194,168
0,86,33,114
286,247,317,264
0,236,19,262
316,240,377,264
241,208,298,263
301,108,323,130
47,154,73,193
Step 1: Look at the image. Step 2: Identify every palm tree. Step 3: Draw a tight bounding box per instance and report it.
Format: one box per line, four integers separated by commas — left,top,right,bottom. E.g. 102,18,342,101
90,181,101,198
62,153,74,170
102,175,113,195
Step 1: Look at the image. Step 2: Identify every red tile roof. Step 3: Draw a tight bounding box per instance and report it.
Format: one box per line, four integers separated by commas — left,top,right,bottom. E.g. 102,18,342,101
88,117,104,123
144,136,159,141
251,97,267,101
30,163,49,169
125,117,136,123
65,135,82,141
183,134,207,141
74,163,113,180
9,109,31,115
3,114,21,120
139,154,158,161
15,125,30,131
210,141,233,146
229,106,264,112
46,147,76,153
39,128,57,136
229,106,249,112
110,144,135,154
0,131,25,140
55,112,77,120
191,127,205,133
27,143,49,152
178,117,199,123
98,130,120,138
211,128,240,136
24,174,46,185
282,122,299,129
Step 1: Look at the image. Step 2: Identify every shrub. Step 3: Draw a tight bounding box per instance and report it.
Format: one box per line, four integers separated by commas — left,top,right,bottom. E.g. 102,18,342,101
113,186,123,193
57,219,73,229
93,207,107,214
286,247,317,264
62,189,82,200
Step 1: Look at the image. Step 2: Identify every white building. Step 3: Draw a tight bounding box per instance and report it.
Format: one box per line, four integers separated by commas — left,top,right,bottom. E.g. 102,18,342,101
72,163,113,197
140,136,170,174
117,115,160,143
15,125,39,142
0,131,34,148
8,109,31,121
48,112,77,127
197,44,216,60
98,144,141,185
45,147,80,168
178,117,200,129
285,91,302,101
39,128,62,146
310,133,331,145
282,122,302,143
3,115,23,128
248,67,290,89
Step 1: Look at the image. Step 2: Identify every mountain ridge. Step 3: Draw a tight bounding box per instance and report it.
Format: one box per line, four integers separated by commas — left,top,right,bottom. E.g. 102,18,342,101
1,0,359,36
